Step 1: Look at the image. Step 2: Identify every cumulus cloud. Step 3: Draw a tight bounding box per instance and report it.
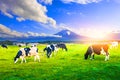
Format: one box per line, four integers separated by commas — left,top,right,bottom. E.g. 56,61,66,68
0,24,61,38
61,0,102,4
16,17,25,22
0,24,28,38
58,23,73,31
27,31,47,37
27,31,62,38
39,0,53,5
66,12,76,15
0,0,56,26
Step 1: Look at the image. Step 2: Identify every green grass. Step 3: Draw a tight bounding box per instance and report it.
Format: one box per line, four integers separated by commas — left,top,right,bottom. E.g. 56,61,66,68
0,43,120,80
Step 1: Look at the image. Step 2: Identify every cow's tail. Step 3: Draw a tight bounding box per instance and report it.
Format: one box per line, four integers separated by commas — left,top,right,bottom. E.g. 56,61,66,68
84,46,92,60
14,50,22,62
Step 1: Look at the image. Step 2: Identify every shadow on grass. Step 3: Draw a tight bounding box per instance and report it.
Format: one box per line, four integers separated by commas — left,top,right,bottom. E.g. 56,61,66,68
0,59,8,61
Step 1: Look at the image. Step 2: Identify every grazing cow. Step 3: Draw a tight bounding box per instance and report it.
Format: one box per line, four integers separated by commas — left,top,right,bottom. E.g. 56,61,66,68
1,44,8,49
50,44,58,52
43,44,58,58
44,45,52,58
14,45,40,63
18,44,22,47
110,41,118,49
56,43,67,51
84,44,109,61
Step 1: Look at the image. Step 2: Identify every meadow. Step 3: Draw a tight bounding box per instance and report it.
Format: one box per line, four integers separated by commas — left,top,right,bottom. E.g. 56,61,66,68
0,43,120,80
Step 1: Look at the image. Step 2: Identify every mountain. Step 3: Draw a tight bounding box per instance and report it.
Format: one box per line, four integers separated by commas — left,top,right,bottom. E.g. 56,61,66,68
0,29,88,42
1,29,120,42
54,29,88,41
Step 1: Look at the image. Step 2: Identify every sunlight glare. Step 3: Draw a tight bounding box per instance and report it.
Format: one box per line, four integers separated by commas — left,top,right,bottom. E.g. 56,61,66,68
88,32,106,39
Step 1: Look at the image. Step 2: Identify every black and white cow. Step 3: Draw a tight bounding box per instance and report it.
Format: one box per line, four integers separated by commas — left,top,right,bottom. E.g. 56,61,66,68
14,45,40,63
1,44,8,49
43,44,58,58
56,43,67,51
84,44,109,61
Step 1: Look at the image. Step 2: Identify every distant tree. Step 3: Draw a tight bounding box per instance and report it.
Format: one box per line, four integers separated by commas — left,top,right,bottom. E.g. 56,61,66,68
0,40,13,45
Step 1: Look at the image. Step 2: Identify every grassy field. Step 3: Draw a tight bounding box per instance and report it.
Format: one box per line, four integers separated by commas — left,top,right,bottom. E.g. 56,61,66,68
0,43,120,80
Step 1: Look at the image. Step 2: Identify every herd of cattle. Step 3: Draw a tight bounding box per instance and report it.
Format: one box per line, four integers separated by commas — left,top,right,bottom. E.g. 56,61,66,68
14,43,67,63
0,41,119,63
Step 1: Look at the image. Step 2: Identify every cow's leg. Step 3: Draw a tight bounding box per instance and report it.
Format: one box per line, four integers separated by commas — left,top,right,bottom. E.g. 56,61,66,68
36,55,40,62
93,55,95,59
105,52,109,61
47,52,49,58
49,52,52,58
49,53,51,58
50,51,53,57
14,58,18,63
20,57,24,63
90,53,94,60
101,48,106,55
105,56,108,61
34,56,37,62
53,51,57,56
65,47,67,51
24,58,26,63
107,55,109,60
52,50,57,57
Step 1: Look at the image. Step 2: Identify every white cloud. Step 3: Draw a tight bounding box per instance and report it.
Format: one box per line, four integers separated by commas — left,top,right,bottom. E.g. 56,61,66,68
66,12,85,17
16,17,25,22
27,31,47,37
40,0,53,5
27,31,62,38
58,23,73,31
0,0,56,26
0,24,61,38
47,34,62,38
3,11,13,18
61,0,102,4
0,24,28,38
66,12,76,15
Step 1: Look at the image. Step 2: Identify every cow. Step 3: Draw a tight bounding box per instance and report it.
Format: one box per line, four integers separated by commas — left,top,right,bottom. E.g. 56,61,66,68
84,44,109,61
18,44,22,47
43,44,58,58
1,44,8,49
14,45,40,63
56,43,67,51
110,41,118,49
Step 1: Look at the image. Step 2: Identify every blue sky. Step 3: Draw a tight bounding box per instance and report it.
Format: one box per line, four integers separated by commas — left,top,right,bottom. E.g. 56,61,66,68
0,0,120,39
